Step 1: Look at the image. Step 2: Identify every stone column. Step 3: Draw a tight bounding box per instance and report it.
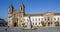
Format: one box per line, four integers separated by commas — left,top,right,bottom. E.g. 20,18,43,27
46,22,48,27
52,21,55,27
51,17,55,27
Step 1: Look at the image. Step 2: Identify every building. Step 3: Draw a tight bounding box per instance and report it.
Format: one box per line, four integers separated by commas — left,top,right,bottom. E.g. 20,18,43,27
8,3,60,28
0,18,7,26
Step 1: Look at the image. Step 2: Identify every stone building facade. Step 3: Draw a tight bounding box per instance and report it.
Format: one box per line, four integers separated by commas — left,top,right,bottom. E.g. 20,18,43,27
8,3,25,27
8,3,60,28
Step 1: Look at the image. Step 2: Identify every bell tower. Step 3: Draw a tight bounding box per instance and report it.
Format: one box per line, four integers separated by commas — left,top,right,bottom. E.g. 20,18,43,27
8,4,14,13
18,3,25,27
8,4,14,27
20,3,25,13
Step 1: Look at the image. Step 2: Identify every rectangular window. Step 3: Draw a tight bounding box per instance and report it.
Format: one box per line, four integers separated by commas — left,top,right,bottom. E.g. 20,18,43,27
54,18,56,20
45,18,46,21
39,18,40,21
33,18,34,21
33,23,34,25
35,18,37,21
39,22,40,25
42,18,43,21
58,18,59,20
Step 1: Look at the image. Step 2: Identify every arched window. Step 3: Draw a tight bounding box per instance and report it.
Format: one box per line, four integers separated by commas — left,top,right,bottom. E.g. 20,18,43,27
48,17,50,21
21,7,22,10
45,18,46,21
13,14,16,18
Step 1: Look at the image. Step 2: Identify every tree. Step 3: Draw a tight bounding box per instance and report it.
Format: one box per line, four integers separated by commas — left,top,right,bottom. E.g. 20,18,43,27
22,23,25,27
55,21,59,26
0,18,7,27
41,21,46,26
25,25,27,27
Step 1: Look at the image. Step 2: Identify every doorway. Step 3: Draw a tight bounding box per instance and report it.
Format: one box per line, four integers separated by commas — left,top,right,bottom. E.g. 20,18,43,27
14,22,17,27
48,22,50,26
48,22,52,26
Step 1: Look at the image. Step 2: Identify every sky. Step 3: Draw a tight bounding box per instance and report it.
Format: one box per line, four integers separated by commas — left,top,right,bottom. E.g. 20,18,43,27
0,0,60,21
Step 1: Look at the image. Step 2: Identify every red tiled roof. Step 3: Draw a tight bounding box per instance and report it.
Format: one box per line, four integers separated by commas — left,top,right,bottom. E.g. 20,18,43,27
25,12,60,16
54,13,60,15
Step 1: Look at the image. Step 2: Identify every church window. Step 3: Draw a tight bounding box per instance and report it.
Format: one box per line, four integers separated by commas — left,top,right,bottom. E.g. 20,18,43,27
21,7,22,11
45,18,46,21
17,18,18,21
13,14,16,18
48,17,49,21
54,18,56,20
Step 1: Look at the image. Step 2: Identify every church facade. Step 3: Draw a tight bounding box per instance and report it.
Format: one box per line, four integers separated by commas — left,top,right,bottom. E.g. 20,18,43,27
8,3,60,28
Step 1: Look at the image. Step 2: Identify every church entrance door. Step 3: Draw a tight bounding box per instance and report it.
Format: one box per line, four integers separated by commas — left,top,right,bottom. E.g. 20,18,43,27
13,22,17,27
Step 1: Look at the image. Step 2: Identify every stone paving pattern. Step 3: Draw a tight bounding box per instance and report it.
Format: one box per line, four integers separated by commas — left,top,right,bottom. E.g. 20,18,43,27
0,27,60,32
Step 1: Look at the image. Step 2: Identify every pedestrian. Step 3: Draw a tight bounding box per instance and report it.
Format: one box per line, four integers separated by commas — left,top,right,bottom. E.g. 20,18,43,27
5,26,9,32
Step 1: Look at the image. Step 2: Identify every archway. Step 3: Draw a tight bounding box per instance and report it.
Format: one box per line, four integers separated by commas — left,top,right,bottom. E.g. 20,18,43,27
13,22,17,27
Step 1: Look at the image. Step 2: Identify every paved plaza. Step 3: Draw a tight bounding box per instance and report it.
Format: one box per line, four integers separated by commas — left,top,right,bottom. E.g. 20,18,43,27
0,27,60,32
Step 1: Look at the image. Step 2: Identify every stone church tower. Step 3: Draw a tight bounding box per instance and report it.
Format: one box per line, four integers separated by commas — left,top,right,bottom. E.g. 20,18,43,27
8,4,14,27
18,3,25,27
8,3,25,27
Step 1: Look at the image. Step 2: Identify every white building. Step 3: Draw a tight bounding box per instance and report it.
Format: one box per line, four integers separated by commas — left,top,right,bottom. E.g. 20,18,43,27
23,12,60,28
8,3,60,28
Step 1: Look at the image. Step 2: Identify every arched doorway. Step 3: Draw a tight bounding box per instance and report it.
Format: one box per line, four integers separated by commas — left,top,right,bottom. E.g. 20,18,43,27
13,22,17,27
48,22,50,26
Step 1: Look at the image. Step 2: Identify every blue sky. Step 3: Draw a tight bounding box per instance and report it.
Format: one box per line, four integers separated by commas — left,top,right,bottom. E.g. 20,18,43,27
0,0,60,21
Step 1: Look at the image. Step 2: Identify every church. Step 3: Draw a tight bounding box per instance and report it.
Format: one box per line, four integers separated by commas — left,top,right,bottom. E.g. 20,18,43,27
8,3,60,29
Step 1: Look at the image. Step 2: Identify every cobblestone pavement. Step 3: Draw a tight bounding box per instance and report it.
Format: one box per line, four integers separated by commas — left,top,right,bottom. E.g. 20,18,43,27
0,27,60,32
